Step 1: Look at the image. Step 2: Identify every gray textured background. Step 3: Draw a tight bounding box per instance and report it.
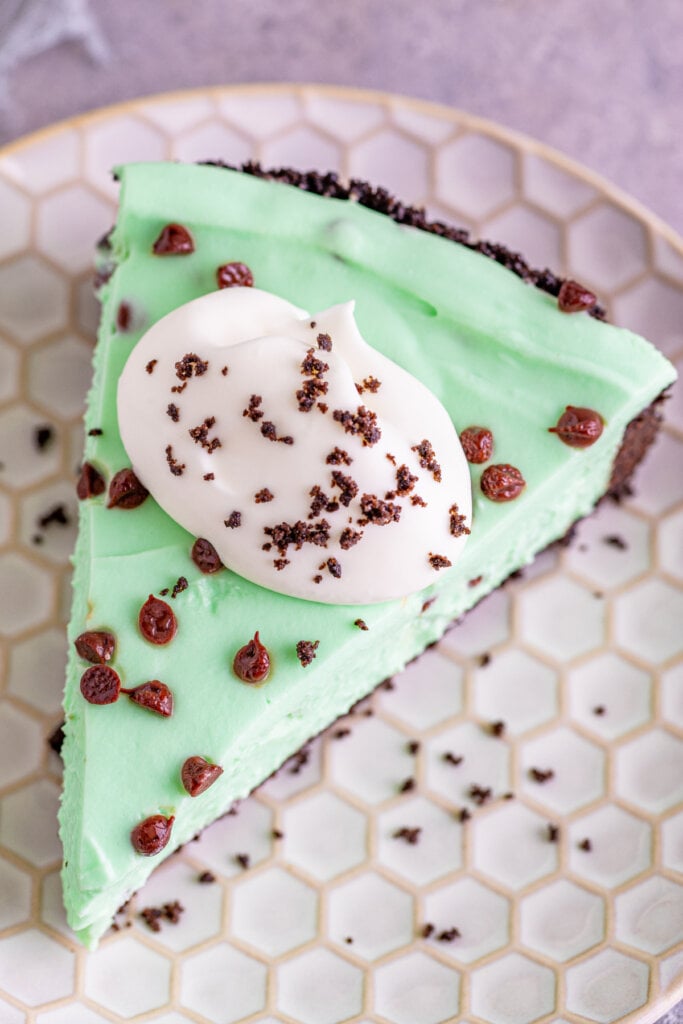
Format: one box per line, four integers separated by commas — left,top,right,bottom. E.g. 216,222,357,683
2,0,683,234
1,2,681,1020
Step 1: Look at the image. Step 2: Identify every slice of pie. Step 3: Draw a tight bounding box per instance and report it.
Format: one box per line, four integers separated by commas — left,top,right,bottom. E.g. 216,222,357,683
60,161,676,947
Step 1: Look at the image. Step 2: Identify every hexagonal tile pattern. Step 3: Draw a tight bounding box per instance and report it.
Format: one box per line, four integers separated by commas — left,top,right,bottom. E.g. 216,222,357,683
615,728,683,812
327,872,413,959
85,116,168,198
565,503,651,589
472,649,558,736
436,134,516,218
377,796,463,884
0,930,75,1006
377,646,463,729
85,937,172,1017
374,951,460,1024
350,130,429,202
0,85,682,1024
0,405,62,489
568,204,648,291
484,205,562,272
0,779,61,866
232,866,317,957
423,877,510,964
181,943,267,1022
28,335,93,419
568,805,651,887
0,552,54,638
277,948,363,1024
615,579,683,663
518,577,605,660
282,791,367,881
521,880,605,963
520,727,605,814
470,952,556,1024
0,703,43,786
565,949,650,1023
328,716,412,804
567,653,652,740
426,721,510,806
0,856,32,929
616,876,683,955
473,803,558,889
8,627,68,715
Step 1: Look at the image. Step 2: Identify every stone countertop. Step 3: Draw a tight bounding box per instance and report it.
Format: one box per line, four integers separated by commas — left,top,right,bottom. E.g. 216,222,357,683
1,0,682,236
0,2,681,1020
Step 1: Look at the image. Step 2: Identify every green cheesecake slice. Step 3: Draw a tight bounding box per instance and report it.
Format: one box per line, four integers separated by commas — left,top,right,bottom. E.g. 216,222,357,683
60,161,675,947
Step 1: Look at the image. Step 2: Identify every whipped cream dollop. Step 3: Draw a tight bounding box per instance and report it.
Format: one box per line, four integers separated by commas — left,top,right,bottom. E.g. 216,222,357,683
118,288,472,604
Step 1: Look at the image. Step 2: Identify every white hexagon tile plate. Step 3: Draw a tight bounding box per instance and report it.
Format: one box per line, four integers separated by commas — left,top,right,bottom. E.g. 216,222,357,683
0,84,681,1024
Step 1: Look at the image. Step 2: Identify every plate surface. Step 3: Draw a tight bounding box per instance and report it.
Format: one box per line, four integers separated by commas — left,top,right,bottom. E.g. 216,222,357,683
0,83,682,1024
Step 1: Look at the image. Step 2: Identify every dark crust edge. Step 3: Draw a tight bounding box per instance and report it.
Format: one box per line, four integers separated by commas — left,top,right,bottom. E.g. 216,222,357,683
202,159,608,319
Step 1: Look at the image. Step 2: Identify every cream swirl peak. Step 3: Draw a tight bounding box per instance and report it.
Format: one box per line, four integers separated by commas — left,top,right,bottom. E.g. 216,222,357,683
117,287,472,604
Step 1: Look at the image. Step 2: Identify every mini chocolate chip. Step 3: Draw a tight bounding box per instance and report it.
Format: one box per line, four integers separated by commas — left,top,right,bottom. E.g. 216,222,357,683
354,618,369,631
131,814,175,855
233,632,271,684
181,756,224,797
139,595,177,645
480,464,526,502
216,261,254,288
558,279,597,313
74,630,116,665
80,665,121,705
460,426,493,464
153,223,194,255
76,462,106,500
191,538,224,574
108,468,149,509
126,681,173,717
549,406,604,448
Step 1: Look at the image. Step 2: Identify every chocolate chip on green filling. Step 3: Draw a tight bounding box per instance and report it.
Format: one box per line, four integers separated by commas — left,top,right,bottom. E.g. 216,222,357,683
480,464,526,502
233,631,271,684
549,405,604,448
139,595,177,645
558,279,597,314
74,630,116,665
191,537,224,573
181,756,224,797
152,223,194,256
460,426,493,464
171,576,188,599
216,261,253,289
127,681,174,717
76,462,106,500
296,639,320,667
107,468,149,508
80,665,121,705
131,814,175,856
354,618,369,631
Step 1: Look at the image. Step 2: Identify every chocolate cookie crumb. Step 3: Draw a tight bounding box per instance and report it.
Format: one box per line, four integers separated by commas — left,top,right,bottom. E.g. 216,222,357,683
443,752,463,766
356,375,382,394
244,394,264,421
411,439,441,482
296,640,320,667
88,428,103,436
235,853,251,870
469,576,483,588
326,558,342,579
429,553,452,570
287,746,311,775
344,936,353,944
604,534,628,550
437,927,461,942
224,511,242,529
579,838,593,852
359,493,401,526
593,705,606,716
317,332,332,351
354,618,369,631
333,727,351,740
333,405,381,446
548,823,560,842
458,807,472,823
204,472,214,481
171,576,188,599
340,527,363,550
34,425,54,451
529,767,555,783
153,223,194,255
272,829,284,840
165,445,185,477
490,720,506,738
468,784,492,806
479,653,491,667
145,359,158,374
198,871,216,884
326,447,352,466
189,416,221,453
221,366,229,376
167,403,180,422
393,826,421,845
448,503,470,538
421,923,435,939
399,777,415,793
407,740,420,755
421,597,437,613
175,352,208,381
38,503,69,529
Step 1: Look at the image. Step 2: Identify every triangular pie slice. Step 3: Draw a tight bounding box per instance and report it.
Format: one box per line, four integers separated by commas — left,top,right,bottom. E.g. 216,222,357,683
60,161,675,946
